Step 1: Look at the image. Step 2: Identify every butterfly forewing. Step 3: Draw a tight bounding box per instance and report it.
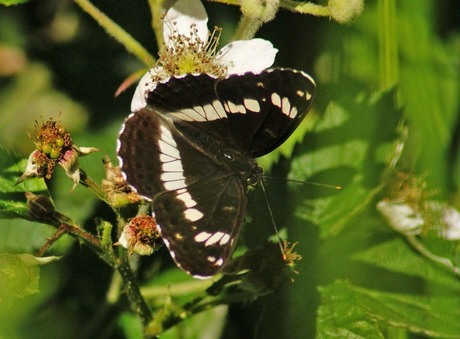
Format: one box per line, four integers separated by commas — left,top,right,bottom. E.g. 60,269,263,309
146,74,237,148
218,69,316,157
147,68,316,157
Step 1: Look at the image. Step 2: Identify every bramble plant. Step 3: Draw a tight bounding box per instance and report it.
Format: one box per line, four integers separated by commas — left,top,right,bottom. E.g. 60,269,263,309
1,0,460,338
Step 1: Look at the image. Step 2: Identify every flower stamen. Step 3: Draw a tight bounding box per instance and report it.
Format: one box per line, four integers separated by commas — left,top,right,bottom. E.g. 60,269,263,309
153,24,227,82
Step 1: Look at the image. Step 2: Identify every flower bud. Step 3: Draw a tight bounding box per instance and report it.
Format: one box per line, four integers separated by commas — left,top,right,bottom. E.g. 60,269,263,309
377,200,423,235
25,192,56,221
223,241,301,295
118,215,160,256
328,0,364,24
240,0,279,23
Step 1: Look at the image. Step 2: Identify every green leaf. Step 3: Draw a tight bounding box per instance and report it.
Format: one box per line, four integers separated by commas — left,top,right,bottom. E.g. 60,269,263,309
274,87,402,339
0,0,31,5
0,253,59,300
0,146,72,253
290,89,400,237
118,312,143,339
318,280,460,338
161,305,228,339
352,238,460,291
0,145,49,220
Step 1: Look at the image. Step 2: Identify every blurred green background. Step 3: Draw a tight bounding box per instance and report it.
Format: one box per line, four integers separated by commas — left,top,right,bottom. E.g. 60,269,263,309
1,0,459,338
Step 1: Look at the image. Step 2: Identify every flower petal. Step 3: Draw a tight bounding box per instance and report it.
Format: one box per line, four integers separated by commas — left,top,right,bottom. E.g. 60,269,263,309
130,71,157,111
441,205,460,240
217,38,278,75
118,225,131,249
377,200,423,235
163,0,208,44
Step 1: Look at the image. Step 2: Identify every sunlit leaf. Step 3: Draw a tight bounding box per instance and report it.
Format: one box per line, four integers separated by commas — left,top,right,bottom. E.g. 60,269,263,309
352,237,460,291
0,0,31,5
0,145,48,220
0,253,59,300
161,305,227,339
118,312,143,339
318,280,460,338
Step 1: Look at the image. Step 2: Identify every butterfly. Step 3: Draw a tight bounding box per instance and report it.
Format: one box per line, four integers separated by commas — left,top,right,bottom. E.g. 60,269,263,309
117,68,316,278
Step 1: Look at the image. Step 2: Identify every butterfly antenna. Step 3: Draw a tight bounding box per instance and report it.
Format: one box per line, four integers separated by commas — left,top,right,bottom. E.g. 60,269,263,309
259,180,286,260
264,176,342,190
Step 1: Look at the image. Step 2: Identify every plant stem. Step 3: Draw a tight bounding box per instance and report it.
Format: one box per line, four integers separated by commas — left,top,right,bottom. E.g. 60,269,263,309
74,0,155,66
280,0,330,16
148,0,165,49
141,279,214,298
42,210,152,326
117,250,153,325
106,270,123,304
36,225,67,257
378,0,399,89
79,169,108,204
233,15,263,41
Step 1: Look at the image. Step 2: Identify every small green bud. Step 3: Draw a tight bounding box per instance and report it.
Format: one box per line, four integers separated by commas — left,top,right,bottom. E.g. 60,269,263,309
55,138,64,147
42,143,52,154
49,148,61,159
240,0,279,23
328,0,364,24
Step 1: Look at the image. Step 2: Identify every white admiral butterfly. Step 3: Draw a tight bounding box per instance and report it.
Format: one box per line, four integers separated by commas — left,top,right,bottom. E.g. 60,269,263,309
118,68,316,278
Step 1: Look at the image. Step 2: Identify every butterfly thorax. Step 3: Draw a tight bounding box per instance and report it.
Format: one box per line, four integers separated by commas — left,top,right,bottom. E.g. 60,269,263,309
174,119,259,186
217,148,262,187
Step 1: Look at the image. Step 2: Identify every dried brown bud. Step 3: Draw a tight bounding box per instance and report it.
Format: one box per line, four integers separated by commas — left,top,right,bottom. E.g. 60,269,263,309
25,192,56,221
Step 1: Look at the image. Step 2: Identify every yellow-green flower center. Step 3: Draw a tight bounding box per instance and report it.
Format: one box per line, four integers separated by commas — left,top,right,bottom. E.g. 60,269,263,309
153,24,227,81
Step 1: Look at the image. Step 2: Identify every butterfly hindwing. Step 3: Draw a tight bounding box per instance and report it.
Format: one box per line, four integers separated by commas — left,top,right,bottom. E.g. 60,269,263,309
119,108,253,277
153,174,246,277
118,109,166,199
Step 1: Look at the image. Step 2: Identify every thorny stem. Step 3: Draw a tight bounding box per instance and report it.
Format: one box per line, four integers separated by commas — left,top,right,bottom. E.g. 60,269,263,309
117,249,153,325
79,169,109,204
43,213,109,262
233,15,263,41
35,202,153,326
74,0,155,66
280,0,331,16
36,225,67,257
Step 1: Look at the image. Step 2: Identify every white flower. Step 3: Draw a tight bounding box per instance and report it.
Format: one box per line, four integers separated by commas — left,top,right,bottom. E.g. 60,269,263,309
377,200,424,235
131,0,278,112
435,203,460,241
